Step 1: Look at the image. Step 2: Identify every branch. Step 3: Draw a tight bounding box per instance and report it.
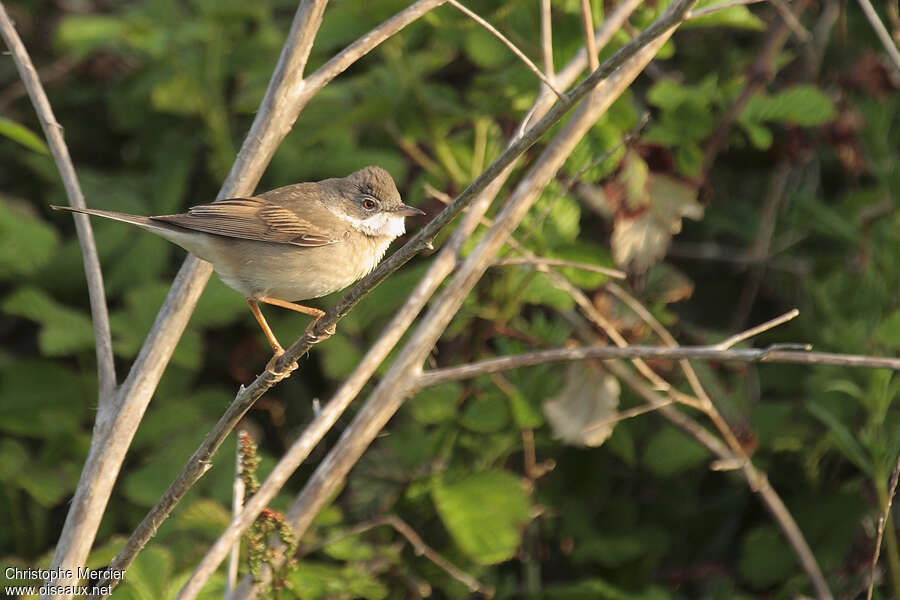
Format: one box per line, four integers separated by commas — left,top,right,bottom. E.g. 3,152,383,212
0,3,115,398
868,450,900,600
414,343,900,388
491,256,625,278
856,0,900,76
446,0,563,98
306,515,492,596
216,6,694,597
90,2,450,594
54,0,332,596
540,0,554,80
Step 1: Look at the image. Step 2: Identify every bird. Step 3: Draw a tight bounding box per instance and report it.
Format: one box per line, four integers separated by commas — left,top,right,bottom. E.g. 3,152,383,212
52,166,424,370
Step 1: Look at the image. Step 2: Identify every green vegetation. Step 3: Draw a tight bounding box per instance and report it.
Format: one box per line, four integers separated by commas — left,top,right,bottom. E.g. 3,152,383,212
0,0,898,597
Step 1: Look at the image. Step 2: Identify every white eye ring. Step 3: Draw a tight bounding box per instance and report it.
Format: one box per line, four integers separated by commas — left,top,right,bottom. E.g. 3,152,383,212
362,196,379,211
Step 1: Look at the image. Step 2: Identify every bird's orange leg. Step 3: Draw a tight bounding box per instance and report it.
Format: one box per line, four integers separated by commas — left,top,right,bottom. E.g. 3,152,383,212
257,296,336,341
247,299,283,354
247,299,298,373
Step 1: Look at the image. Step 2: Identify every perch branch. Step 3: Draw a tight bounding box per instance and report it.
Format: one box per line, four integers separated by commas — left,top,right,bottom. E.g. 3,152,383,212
90,1,449,595
217,8,692,598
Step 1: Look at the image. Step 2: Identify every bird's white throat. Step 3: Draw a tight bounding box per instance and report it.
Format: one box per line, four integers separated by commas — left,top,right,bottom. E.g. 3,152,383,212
339,212,407,239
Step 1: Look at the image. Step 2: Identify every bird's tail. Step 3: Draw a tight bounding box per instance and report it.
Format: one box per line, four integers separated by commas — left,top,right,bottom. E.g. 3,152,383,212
50,205,157,229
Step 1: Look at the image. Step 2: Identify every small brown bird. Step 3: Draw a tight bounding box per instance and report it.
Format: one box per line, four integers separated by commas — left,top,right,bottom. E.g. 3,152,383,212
53,166,424,369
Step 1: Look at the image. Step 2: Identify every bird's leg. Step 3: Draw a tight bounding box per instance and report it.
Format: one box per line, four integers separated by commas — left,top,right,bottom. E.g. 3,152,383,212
257,296,336,343
247,299,297,373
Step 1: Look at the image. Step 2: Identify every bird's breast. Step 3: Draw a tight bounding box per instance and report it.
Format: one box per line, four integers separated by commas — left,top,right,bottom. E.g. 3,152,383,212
209,234,394,302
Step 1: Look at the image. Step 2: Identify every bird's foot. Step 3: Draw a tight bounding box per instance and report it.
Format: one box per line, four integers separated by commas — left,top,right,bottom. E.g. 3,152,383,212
266,346,298,378
304,319,336,344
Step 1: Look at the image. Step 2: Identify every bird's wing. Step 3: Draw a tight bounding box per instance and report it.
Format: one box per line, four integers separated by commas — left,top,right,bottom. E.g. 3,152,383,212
151,196,346,247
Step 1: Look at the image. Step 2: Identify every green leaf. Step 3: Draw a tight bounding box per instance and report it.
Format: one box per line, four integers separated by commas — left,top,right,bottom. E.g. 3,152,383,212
740,85,836,127
739,120,774,150
2,286,95,355
642,425,710,477
410,382,461,424
0,198,59,277
806,401,874,474
0,117,49,154
875,309,900,349
432,470,531,564
460,393,509,433
17,463,74,507
737,526,796,588
684,1,765,30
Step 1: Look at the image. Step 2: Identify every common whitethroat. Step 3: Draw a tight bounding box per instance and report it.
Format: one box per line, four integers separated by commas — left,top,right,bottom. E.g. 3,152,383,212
53,166,424,369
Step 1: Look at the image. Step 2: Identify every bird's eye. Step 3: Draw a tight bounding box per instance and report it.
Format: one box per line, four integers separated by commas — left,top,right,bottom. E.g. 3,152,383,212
362,197,378,211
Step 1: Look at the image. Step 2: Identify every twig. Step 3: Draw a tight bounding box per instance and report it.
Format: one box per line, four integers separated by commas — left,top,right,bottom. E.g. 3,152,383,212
225,431,246,600
491,256,625,278
521,0,642,133
579,0,600,71
716,308,799,351
867,451,900,600
771,0,811,41
581,398,675,434
414,344,900,388
219,7,693,597
307,515,492,596
102,0,631,591
445,0,564,98
0,54,77,110
90,2,448,595
686,0,766,20
856,0,900,76
540,0,554,80
565,309,833,599
730,162,792,330
0,4,115,399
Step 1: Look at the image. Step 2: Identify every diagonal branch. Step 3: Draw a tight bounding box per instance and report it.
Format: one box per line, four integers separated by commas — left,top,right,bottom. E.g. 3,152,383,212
52,0,332,596
446,0,563,97
98,1,645,594
90,1,449,594
856,0,900,76
0,3,115,399
217,6,694,597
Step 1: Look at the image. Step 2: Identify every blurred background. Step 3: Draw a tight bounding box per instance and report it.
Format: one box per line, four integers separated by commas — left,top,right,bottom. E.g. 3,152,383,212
0,0,898,597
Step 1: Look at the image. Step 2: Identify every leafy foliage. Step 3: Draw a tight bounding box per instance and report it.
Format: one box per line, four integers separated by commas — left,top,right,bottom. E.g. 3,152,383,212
0,0,897,598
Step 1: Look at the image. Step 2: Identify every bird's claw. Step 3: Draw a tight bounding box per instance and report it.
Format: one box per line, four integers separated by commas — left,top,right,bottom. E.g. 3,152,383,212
265,347,298,378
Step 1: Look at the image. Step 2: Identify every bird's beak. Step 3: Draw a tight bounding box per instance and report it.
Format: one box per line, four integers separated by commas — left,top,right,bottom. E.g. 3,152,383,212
394,204,426,217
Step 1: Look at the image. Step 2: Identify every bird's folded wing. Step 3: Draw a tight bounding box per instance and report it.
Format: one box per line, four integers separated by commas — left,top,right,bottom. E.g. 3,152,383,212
152,197,344,247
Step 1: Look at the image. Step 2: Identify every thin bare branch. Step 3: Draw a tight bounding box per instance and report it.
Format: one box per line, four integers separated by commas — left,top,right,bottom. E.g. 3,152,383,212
715,309,800,350
771,0,811,41
491,256,625,278
867,450,900,600
446,0,564,98
540,0,554,79
225,430,246,600
580,0,600,71
218,7,693,597
0,3,115,399
415,344,900,388
856,0,900,76
91,2,448,595
306,515,492,596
